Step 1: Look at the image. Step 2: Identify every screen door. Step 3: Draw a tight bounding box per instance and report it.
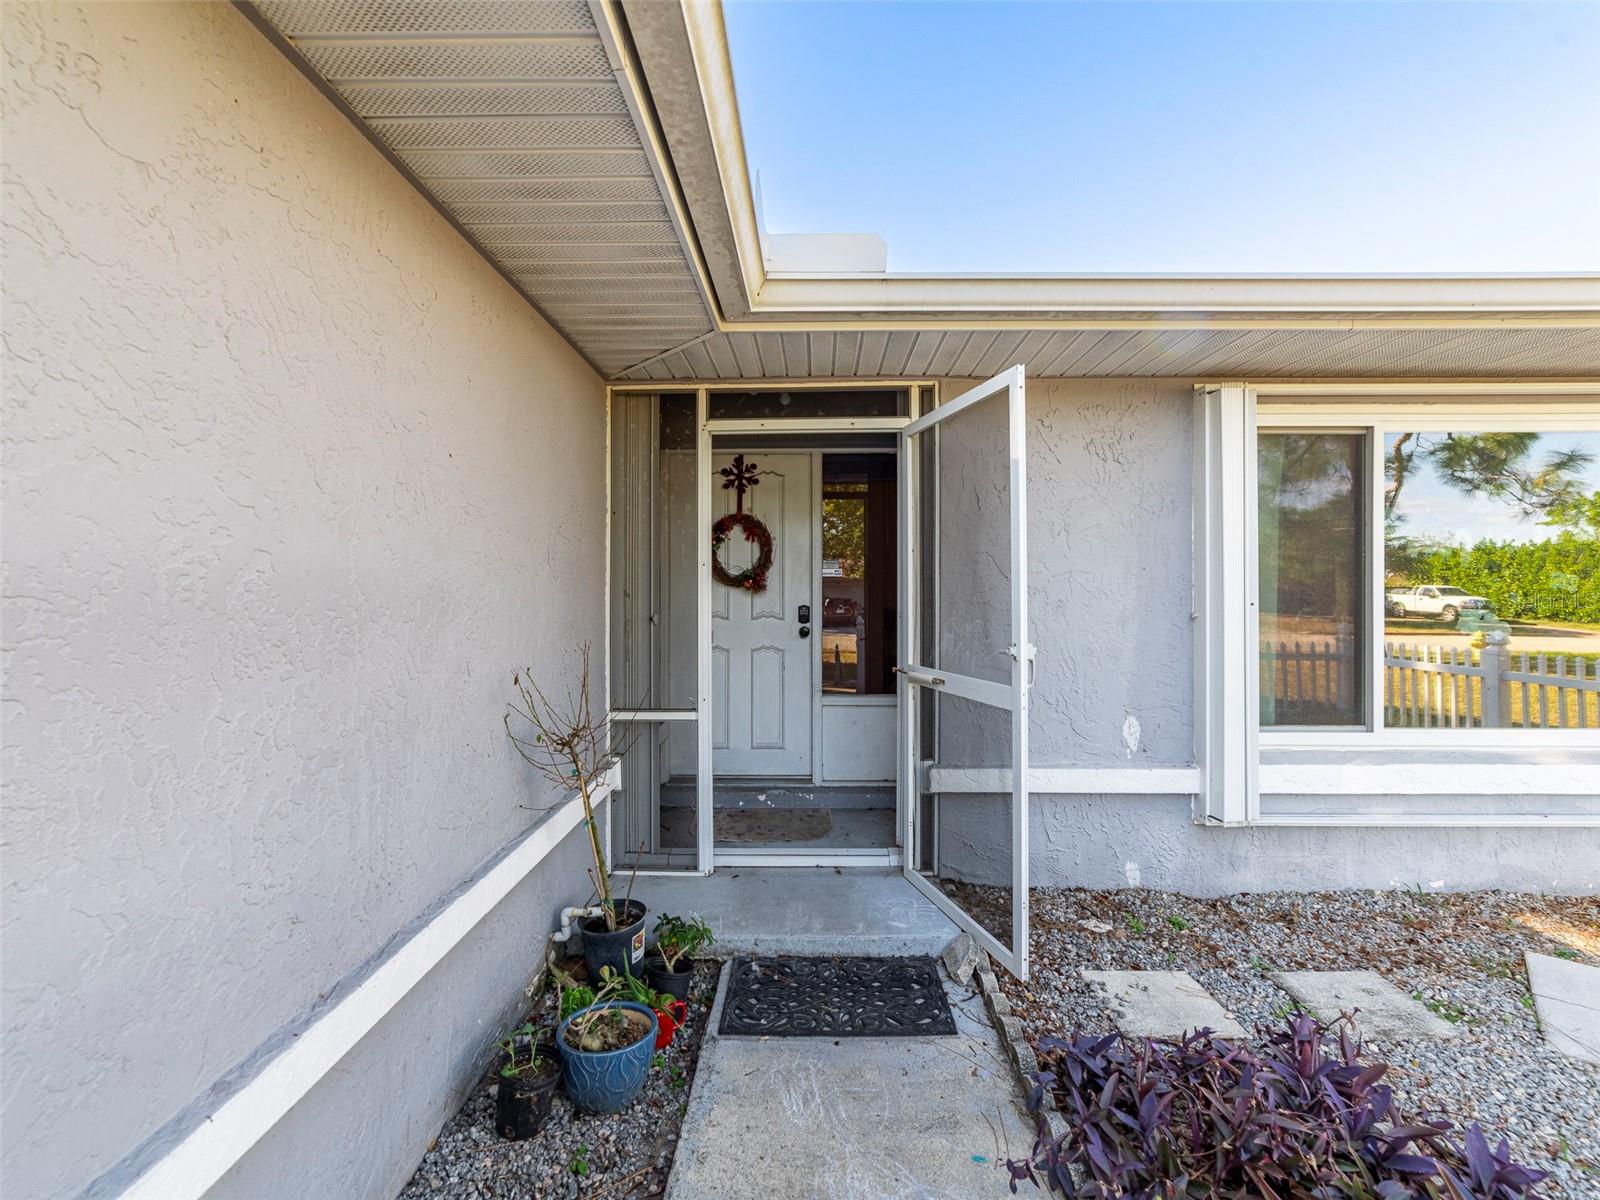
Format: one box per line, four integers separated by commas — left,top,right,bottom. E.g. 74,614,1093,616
898,367,1032,978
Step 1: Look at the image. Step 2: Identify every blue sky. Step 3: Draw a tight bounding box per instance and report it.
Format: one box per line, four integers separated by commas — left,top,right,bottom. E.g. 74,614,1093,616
1389,432,1600,545
723,1,1600,273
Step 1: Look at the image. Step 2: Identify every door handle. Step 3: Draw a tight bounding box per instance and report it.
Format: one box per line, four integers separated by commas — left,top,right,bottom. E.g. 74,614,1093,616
799,625,811,639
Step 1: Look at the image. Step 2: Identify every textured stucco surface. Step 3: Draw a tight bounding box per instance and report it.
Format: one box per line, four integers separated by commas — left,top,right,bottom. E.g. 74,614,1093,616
206,822,596,1200
937,793,1600,894
927,377,1598,893
2,4,603,1196
933,377,1194,767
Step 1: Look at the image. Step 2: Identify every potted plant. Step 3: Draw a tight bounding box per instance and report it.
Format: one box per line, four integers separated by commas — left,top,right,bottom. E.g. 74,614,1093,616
616,967,689,1050
645,913,712,1001
507,645,647,978
556,969,658,1114
493,1022,560,1140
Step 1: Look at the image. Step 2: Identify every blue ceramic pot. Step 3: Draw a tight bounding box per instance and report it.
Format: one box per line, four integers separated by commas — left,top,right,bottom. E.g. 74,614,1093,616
557,1000,657,1114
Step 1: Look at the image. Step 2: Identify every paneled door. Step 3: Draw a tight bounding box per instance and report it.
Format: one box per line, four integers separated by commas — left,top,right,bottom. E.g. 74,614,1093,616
712,451,814,776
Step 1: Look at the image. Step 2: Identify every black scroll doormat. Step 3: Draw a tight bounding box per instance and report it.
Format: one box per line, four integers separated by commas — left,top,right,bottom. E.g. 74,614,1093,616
718,955,957,1037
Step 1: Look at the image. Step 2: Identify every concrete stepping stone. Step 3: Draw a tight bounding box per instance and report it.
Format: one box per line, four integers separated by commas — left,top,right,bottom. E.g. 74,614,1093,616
1525,952,1600,1064
1083,970,1245,1038
1270,970,1458,1040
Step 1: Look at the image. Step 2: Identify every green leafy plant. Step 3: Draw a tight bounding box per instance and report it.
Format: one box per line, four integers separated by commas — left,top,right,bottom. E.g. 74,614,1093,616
559,983,596,1021
1167,914,1190,931
563,967,655,1053
569,1144,590,1178
611,966,670,1011
1414,991,1472,1025
653,913,713,972
1126,915,1146,934
495,1022,549,1078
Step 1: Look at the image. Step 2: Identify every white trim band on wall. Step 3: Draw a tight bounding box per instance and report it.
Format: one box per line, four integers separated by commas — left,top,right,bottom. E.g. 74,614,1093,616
928,762,1600,799
928,766,1204,794
108,771,615,1200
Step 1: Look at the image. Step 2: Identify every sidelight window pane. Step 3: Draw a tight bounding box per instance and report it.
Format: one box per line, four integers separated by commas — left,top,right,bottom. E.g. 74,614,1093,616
1258,432,1367,727
821,454,896,694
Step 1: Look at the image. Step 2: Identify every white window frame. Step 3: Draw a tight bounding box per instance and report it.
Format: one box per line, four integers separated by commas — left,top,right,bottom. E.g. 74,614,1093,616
1195,382,1600,827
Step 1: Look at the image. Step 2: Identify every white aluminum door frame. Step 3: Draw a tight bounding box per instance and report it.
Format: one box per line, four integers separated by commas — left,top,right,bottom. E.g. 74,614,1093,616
605,381,935,876
899,367,1032,978
607,387,712,877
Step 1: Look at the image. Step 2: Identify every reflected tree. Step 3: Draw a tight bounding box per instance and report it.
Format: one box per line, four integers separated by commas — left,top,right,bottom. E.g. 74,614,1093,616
1385,432,1593,521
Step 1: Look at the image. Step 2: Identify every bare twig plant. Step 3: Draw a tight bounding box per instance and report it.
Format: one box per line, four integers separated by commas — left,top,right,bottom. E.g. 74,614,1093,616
506,643,624,930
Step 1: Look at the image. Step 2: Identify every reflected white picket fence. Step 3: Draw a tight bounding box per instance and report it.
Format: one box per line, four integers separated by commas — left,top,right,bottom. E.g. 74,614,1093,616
1385,639,1600,729
1263,636,1600,728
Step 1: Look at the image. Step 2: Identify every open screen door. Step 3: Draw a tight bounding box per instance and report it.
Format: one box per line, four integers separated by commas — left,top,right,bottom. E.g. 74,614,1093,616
898,367,1032,978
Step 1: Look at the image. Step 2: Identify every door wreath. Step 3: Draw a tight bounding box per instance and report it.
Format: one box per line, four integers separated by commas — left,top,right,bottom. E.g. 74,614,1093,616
712,453,774,593
712,512,773,592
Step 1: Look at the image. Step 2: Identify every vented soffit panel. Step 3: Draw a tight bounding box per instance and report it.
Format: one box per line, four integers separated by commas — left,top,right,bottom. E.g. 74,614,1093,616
245,0,716,378
613,327,1600,382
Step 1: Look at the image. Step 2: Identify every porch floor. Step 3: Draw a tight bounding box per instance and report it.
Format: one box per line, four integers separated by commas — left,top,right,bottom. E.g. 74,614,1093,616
633,867,959,958
658,805,895,850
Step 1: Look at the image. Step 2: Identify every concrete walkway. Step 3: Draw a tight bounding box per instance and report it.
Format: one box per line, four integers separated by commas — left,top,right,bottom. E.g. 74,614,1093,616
638,868,959,957
667,962,1032,1200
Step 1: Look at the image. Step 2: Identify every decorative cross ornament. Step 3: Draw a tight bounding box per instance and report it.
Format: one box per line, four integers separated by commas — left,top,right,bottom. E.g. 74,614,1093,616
719,454,761,514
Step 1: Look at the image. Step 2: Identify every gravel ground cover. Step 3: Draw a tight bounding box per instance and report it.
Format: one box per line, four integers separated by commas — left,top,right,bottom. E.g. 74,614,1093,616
947,884,1600,1199
399,959,720,1200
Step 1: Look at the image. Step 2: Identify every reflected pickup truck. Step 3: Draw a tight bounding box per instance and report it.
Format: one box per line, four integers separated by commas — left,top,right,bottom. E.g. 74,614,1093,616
1385,585,1490,622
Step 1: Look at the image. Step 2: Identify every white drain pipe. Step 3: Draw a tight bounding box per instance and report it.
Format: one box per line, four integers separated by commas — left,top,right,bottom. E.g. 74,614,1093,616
551,905,606,946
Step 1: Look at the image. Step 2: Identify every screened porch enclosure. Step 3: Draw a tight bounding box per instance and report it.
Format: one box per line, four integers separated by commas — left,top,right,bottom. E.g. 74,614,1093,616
604,387,918,872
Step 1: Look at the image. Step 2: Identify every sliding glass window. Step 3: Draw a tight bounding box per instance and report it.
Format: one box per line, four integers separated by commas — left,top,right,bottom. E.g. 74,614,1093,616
1256,411,1600,738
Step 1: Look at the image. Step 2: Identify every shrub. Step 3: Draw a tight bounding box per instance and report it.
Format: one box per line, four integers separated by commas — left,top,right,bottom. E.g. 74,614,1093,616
1006,1014,1547,1199
1395,534,1600,625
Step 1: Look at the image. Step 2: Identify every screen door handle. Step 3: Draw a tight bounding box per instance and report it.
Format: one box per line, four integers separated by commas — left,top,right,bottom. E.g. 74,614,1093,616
893,666,946,688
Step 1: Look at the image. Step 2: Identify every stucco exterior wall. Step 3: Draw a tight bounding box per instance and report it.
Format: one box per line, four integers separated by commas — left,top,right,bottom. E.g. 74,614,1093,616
2,4,604,1196
928,376,1599,894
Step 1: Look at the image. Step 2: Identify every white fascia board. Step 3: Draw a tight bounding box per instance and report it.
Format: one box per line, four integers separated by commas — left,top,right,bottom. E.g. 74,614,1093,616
749,274,1600,322
667,4,1600,330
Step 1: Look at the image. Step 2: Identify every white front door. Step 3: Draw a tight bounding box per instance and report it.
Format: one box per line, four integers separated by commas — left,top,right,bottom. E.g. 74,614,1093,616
713,451,814,776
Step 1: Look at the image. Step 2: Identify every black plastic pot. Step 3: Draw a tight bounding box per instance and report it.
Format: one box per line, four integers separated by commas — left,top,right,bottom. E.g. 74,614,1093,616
580,899,648,980
495,1059,560,1140
645,954,693,1002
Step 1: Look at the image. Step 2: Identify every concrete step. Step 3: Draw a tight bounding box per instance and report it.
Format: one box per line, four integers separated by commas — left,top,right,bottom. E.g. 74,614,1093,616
631,867,958,958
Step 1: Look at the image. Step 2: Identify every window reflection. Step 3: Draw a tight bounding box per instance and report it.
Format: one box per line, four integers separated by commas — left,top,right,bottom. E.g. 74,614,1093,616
821,454,896,694
1383,430,1600,729
1258,432,1367,727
